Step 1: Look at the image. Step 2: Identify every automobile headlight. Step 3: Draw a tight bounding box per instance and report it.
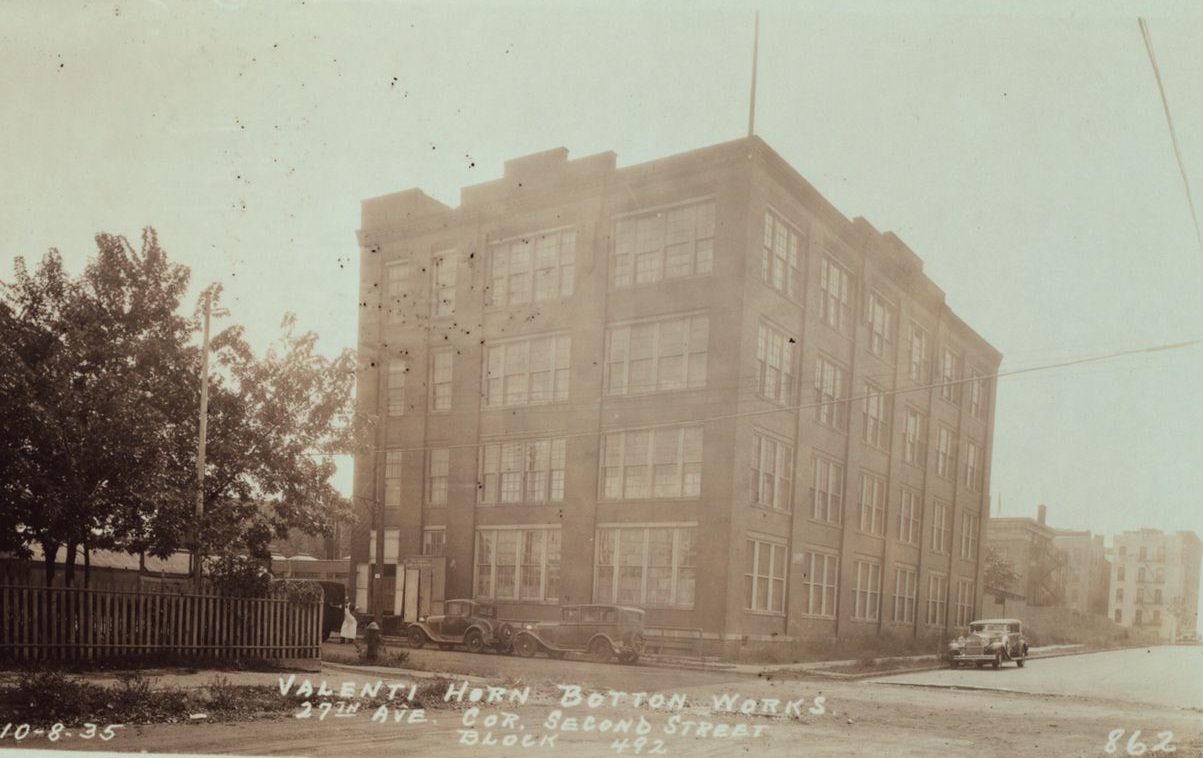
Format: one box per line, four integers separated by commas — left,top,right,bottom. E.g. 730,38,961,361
524,623,534,630
948,641,962,650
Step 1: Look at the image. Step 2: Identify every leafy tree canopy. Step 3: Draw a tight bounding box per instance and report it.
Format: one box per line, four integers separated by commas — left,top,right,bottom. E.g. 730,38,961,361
0,229,357,588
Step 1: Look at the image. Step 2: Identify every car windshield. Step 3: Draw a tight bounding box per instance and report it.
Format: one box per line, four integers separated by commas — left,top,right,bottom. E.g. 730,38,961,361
621,610,644,625
970,623,1008,633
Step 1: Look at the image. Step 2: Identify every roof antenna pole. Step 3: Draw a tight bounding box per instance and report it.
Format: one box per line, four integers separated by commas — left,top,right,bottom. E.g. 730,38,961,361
747,11,759,137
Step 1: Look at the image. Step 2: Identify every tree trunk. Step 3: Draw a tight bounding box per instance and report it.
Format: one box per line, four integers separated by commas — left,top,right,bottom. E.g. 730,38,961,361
41,539,58,586
64,541,78,587
83,541,92,588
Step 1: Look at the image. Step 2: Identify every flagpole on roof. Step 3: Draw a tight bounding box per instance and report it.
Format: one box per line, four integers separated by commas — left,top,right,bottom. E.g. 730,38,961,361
747,11,759,137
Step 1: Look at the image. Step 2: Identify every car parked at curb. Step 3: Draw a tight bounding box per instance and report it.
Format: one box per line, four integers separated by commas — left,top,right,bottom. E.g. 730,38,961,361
512,604,645,664
406,599,516,654
947,618,1028,669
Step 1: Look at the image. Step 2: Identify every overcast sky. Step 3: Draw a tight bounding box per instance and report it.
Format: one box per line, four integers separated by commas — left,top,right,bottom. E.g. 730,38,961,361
3,0,1201,549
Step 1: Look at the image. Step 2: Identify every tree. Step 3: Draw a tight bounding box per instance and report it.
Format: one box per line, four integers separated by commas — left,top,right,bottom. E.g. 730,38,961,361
1166,595,1195,637
0,232,191,584
148,296,358,581
1028,539,1067,607
1,229,358,589
984,543,1019,596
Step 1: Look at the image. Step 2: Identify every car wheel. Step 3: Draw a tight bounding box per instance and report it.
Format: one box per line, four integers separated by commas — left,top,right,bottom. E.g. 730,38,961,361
514,635,538,658
497,623,516,648
589,638,613,663
976,661,986,669
1016,655,1025,668
408,626,426,649
992,653,1001,670
618,651,639,665
465,629,485,654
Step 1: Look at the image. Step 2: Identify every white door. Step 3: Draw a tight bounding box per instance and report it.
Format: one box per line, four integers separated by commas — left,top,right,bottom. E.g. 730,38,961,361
403,567,420,621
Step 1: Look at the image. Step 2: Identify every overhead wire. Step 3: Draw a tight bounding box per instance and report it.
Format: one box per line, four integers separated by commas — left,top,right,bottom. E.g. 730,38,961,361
362,335,1203,457
1138,17,1203,260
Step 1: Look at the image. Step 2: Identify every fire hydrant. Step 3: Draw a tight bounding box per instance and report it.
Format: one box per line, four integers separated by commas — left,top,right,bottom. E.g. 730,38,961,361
364,622,381,661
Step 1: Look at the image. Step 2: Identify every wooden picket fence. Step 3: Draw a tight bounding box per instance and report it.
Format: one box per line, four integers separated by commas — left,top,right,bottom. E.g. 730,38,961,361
0,583,321,664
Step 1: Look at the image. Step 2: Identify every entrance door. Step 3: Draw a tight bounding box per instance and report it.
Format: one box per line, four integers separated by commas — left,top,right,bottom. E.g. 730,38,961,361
403,567,421,621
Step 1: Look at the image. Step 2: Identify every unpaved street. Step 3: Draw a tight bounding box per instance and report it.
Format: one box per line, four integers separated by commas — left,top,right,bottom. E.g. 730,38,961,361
10,647,1202,757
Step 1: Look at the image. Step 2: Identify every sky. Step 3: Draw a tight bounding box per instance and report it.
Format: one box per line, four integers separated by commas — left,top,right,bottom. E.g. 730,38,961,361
2,0,1202,552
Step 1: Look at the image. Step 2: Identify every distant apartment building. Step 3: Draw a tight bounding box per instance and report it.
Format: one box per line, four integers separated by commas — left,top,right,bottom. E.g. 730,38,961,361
986,505,1063,607
1108,529,1201,642
351,136,1001,654
1052,530,1110,616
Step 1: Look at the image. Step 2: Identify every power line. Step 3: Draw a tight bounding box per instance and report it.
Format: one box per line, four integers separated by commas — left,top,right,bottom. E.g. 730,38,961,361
1138,17,1203,260
364,335,1203,457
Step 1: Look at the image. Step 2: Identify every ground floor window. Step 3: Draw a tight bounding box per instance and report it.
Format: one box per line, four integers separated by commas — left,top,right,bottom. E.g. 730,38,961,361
594,525,696,608
954,578,974,627
422,527,445,556
474,527,560,602
800,551,838,617
852,561,882,621
892,566,917,624
745,538,787,614
926,573,947,626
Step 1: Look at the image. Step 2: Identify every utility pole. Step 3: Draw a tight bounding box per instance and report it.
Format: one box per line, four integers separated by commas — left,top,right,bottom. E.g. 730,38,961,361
372,255,389,627
193,287,227,591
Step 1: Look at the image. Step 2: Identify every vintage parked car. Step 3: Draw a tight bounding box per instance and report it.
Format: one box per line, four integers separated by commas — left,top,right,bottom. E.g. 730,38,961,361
947,618,1029,669
512,604,645,664
406,599,516,654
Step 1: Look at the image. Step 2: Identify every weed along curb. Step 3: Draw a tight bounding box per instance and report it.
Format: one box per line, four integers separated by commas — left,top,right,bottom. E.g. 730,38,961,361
751,644,1132,681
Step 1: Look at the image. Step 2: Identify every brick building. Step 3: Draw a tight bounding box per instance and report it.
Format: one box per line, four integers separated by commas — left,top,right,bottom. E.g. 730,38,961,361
1052,529,1110,616
1108,529,1201,642
985,504,1063,607
351,136,1000,653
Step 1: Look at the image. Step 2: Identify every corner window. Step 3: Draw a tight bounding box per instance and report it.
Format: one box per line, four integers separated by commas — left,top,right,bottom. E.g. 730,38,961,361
613,200,715,288
814,356,848,431
818,255,852,333
600,426,703,500
866,291,895,358
752,432,793,512
762,210,802,299
745,538,787,614
606,315,708,395
595,526,696,609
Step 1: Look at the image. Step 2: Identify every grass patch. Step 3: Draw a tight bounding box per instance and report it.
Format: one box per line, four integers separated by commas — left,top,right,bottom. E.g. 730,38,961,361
815,656,931,675
736,632,943,665
0,670,304,727
321,641,416,670
1020,606,1160,648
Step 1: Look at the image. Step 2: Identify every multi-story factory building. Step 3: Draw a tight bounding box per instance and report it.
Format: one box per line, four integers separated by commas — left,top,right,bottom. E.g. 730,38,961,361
351,136,1001,654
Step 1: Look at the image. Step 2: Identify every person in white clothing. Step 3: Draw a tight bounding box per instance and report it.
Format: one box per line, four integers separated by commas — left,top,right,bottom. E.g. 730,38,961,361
340,602,358,643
